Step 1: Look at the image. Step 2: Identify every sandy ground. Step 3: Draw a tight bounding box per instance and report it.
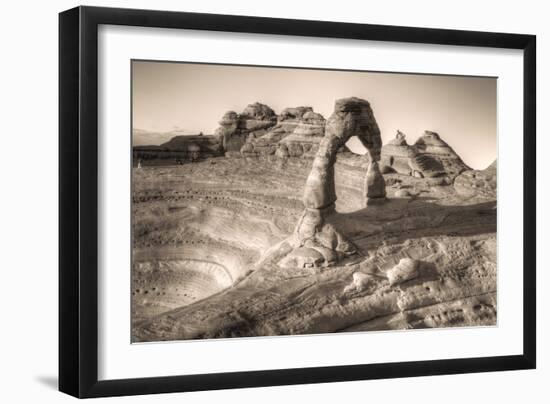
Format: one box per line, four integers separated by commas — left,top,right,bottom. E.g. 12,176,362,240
131,155,496,342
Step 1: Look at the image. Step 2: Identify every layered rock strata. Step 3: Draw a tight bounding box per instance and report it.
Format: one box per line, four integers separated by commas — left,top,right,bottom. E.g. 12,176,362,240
413,131,469,178
215,102,278,152
240,106,326,158
380,130,414,174
380,130,470,179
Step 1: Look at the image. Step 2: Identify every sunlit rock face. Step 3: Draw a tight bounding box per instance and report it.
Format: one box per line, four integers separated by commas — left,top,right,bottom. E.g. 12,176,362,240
215,103,278,152
413,131,470,178
302,97,384,211
240,105,327,158
380,130,470,180
380,130,415,175
278,109,327,158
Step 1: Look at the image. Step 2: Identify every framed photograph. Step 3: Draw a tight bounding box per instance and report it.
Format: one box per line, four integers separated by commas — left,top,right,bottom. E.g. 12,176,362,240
59,6,536,398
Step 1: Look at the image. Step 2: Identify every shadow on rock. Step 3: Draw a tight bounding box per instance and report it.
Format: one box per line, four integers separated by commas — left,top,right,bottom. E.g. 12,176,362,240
332,198,496,250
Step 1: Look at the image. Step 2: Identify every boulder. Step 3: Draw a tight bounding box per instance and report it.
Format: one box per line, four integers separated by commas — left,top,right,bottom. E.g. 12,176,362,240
387,258,420,286
279,106,314,120
343,272,376,293
241,102,276,120
278,247,325,269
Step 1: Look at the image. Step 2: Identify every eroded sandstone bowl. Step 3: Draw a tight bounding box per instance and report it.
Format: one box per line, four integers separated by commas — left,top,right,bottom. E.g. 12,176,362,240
132,259,234,323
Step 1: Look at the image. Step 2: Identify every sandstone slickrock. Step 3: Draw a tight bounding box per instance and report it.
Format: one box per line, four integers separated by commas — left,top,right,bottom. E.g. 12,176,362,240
275,143,290,159
131,151,497,341
132,259,233,322
131,96,497,342
394,188,413,198
387,258,420,286
454,159,497,198
276,97,386,269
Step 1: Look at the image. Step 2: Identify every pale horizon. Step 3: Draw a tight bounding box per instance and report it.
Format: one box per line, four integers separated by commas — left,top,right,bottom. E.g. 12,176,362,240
132,61,497,169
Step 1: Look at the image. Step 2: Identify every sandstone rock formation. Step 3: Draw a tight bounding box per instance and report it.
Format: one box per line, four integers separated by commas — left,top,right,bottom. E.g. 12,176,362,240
380,130,414,174
276,97,386,269
412,131,469,178
131,141,497,341
240,106,327,158
192,102,359,161
364,161,387,203
279,111,327,157
454,159,497,198
278,219,355,269
380,130,469,179
301,97,383,210
215,103,277,152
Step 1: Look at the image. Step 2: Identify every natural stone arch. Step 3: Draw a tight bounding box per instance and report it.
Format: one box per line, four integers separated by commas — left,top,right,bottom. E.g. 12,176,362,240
302,97,385,212
277,97,387,269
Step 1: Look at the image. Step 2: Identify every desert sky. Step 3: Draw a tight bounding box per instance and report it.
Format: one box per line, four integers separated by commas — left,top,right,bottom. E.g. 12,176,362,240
132,60,497,169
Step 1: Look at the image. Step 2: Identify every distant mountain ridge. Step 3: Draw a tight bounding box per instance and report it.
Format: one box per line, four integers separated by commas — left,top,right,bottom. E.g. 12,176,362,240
132,128,205,146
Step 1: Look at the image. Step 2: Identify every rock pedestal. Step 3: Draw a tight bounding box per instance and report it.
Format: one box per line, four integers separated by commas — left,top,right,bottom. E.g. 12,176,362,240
302,137,339,210
364,161,387,205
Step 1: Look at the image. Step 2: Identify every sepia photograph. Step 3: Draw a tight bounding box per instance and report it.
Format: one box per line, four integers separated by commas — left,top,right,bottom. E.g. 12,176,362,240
131,60,497,343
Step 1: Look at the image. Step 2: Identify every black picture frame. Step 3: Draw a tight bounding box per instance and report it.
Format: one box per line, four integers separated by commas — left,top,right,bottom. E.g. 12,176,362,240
59,5,536,398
